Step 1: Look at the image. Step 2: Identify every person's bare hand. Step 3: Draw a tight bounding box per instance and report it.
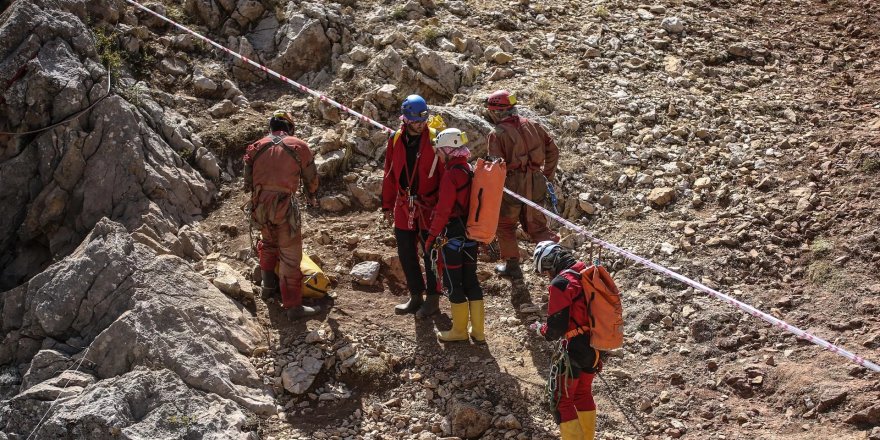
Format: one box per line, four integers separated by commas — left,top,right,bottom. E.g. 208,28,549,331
382,210,393,225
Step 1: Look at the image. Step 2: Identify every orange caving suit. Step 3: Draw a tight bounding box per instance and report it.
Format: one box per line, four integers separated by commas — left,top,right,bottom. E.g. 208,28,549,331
487,115,560,260
244,131,318,309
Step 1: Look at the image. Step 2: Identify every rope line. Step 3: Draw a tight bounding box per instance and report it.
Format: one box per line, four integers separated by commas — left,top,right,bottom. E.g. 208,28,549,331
25,346,93,440
112,0,874,374
123,0,394,135
0,73,112,136
505,187,880,373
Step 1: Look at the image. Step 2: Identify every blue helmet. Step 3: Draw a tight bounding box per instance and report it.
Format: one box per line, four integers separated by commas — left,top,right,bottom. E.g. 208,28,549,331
400,95,429,122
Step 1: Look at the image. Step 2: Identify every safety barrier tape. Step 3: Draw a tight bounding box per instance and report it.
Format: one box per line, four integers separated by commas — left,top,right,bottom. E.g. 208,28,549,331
124,0,394,134
123,0,880,373
506,188,880,373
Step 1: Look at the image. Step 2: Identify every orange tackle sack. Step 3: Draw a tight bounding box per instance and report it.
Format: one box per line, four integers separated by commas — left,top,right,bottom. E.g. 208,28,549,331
567,264,625,350
465,157,506,244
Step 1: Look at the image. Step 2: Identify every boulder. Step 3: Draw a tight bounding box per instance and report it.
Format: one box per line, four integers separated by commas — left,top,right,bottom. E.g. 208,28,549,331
281,355,323,395
315,149,347,178
447,399,491,438
661,16,685,34
268,14,331,80
647,187,676,207
413,43,461,96
350,261,381,286
195,147,222,179
0,219,276,428
0,0,214,290
2,367,253,439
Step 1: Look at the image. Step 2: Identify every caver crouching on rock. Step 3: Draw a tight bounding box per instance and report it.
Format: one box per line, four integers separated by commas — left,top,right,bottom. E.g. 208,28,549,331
244,110,321,319
485,90,560,280
382,95,443,318
425,128,485,343
533,242,602,440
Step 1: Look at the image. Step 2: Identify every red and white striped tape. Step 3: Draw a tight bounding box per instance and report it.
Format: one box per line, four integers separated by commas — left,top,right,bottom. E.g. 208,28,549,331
506,188,880,373
124,0,394,134
123,0,880,373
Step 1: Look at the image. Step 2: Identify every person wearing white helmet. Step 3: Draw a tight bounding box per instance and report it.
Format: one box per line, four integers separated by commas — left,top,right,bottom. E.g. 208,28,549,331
425,128,485,343
532,241,601,440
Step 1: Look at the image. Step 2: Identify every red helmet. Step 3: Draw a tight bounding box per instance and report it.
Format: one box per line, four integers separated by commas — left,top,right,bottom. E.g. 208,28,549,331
485,90,517,110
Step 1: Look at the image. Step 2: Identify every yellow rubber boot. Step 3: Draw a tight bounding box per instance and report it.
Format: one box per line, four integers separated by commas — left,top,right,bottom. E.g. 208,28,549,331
468,300,486,342
577,411,596,440
560,419,585,440
438,302,469,342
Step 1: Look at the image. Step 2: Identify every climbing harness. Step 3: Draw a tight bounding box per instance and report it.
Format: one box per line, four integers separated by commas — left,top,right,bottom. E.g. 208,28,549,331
545,338,573,415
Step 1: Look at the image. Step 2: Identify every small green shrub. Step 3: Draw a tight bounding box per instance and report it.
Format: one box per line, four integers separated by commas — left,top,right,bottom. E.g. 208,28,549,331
594,5,610,18
391,6,407,20
93,27,122,74
532,80,556,112
810,238,833,257
417,26,444,46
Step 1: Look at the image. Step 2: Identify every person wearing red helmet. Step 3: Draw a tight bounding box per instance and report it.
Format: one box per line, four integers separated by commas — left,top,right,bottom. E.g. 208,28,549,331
244,110,321,320
382,95,444,318
485,90,560,280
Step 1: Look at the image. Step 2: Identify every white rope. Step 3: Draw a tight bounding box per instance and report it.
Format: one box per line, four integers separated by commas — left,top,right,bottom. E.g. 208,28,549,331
120,0,880,374
25,346,92,440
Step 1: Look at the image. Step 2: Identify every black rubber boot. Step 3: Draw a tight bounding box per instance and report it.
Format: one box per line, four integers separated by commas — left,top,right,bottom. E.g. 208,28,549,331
286,305,321,319
415,294,441,319
261,270,278,299
395,294,424,315
495,259,523,280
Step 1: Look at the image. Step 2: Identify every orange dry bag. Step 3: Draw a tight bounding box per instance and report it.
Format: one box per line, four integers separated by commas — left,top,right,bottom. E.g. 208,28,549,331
466,158,506,244
567,264,625,350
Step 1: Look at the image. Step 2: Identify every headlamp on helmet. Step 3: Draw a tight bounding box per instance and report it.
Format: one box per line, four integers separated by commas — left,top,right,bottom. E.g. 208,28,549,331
533,240,562,274
434,128,469,151
269,110,295,133
486,90,517,111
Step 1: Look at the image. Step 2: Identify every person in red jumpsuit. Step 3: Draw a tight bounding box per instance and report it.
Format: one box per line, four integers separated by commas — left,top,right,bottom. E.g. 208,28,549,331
424,128,485,343
533,241,601,439
244,110,320,319
382,95,443,318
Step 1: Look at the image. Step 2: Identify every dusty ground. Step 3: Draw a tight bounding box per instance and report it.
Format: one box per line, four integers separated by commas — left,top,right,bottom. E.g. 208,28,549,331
168,0,880,438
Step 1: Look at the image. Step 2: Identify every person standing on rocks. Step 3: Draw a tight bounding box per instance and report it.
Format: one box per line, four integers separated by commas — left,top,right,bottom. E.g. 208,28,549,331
485,90,560,280
533,241,601,440
382,95,443,318
244,110,320,319
425,128,485,343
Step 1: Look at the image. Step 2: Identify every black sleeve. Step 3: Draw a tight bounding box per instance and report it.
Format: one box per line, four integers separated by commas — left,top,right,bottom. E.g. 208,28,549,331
543,306,570,341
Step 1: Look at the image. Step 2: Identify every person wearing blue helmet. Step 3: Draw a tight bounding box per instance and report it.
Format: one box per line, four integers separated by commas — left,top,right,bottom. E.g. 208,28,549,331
382,95,443,318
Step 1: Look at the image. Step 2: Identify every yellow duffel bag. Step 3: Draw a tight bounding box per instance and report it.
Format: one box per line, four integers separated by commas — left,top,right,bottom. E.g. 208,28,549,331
273,252,329,298
301,252,330,298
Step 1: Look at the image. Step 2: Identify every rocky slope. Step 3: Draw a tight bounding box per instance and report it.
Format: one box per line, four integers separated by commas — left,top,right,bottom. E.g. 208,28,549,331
1,0,879,439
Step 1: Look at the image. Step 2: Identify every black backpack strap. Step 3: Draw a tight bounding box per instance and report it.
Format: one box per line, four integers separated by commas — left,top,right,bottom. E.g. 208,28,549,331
450,164,474,215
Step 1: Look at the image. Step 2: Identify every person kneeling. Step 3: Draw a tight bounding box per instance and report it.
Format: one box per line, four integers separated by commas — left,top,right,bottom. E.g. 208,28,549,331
425,129,485,343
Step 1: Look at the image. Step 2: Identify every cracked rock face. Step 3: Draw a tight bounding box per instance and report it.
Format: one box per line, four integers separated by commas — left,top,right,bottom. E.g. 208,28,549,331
0,0,215,290
0,219,275,437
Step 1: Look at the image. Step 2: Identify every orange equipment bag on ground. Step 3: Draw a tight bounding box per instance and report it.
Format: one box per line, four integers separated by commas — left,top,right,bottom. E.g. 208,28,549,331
566,264,624,350
466,157,506,244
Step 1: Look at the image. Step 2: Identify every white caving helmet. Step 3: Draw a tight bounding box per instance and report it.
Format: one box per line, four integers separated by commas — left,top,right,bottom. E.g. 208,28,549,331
433,128,469,151
533,240,563,274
